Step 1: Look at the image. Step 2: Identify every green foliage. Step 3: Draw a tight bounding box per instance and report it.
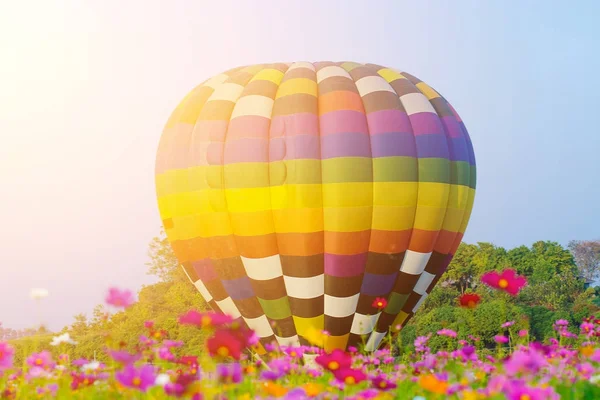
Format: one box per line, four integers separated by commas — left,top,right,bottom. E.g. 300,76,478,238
400,240,599,352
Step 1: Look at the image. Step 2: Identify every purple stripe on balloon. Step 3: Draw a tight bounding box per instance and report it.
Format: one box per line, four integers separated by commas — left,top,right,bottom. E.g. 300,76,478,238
320,110,368,136
321,132,371,159
441,116,463,139
371,132,417,158
415,134,450,159
192,259,219,281
448,138,469,162
366,109,412,135
324,253,367,277
409,113,444,136
271,113,319,138
361,272,398,296
221,276,255,300
224,138,268,163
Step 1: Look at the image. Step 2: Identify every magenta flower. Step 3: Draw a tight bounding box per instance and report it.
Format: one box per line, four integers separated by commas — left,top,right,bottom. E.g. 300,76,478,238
105,287,135,308
494,335,509,344
518,329,529,337
437,328,457,338
316,349,352,372
0,342,15,370
178,310,233,328
481,269,527,295
36,384,58,397
216,362,242,384
371,374,397,391
26,351,54,369
581,322,595,335
504,350,547,376
108,349,142,365
502,321,515,328
158,347,175,362
115,364,157,392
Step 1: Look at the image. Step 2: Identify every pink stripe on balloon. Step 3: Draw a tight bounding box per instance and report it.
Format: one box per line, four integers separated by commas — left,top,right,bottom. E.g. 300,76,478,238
224,138,268,163
366,109,412,135
271,113,319,138
320,110,368,136
228,115,271,139
409,113,444,136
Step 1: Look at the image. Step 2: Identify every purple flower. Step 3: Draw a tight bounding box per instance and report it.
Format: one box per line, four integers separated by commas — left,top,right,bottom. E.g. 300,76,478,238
36,384,58,397
115,364,157,392
108,349,142,365
504,350,547,376
501,321,515,328
158,347,175,361
216,363,242,384
284,388,308,400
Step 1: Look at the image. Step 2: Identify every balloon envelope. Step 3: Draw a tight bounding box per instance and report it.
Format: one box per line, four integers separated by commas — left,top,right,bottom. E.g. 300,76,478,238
155,61,476,352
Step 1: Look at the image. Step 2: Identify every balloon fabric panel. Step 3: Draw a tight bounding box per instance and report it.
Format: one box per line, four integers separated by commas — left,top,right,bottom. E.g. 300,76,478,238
155,61,476,352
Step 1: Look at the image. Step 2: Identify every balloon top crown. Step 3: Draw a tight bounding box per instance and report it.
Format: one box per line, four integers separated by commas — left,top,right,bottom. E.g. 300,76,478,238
155,60,476,353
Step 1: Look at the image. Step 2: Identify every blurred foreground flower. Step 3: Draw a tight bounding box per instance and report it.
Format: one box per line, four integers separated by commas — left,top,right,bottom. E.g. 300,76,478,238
51,332,77,346
105,287,135,308
0,342,15,370
115,364,157,392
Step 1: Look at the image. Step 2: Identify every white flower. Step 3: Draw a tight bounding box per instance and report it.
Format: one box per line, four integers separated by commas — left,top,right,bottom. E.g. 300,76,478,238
591,374,600,384
50,333,77,346
30,288,49,299
155,373,171,386
82,361,100,371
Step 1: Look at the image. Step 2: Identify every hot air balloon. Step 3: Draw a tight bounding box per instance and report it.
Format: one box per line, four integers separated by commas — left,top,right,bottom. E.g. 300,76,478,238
154,61,476,353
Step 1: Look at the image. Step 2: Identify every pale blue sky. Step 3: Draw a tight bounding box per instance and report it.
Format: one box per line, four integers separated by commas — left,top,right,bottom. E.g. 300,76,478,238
0,0,598,331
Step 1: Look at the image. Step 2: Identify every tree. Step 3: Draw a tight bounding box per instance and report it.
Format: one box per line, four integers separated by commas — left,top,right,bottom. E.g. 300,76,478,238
568,240,600,281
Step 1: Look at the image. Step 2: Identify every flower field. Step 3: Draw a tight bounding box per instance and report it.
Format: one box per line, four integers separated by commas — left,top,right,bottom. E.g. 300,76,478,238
2,270,600,399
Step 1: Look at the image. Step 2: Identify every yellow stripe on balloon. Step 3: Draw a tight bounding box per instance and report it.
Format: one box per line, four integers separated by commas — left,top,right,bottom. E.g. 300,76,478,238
249,68,285,85
275,78,318,99
372,206,417,231
412,206,448,231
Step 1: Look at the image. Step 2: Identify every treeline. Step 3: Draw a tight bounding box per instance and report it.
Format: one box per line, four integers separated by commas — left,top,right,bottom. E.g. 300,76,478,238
398,240,600,354
9,233,600,364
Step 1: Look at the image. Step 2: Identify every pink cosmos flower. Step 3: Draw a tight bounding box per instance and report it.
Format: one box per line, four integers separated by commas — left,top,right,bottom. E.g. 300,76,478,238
504,350,547,376
481,269,527,295
316,349,352,372
518,329,529,337
178,310,233,328
437,328,457,338
502,321,515,328
115,364,157,392
494,335,509,344
36,384,58,397
26,351,54,369
0,342,15,370
105,287,135,308
333,368,367,385
108,349,142,365
371,374,397,391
